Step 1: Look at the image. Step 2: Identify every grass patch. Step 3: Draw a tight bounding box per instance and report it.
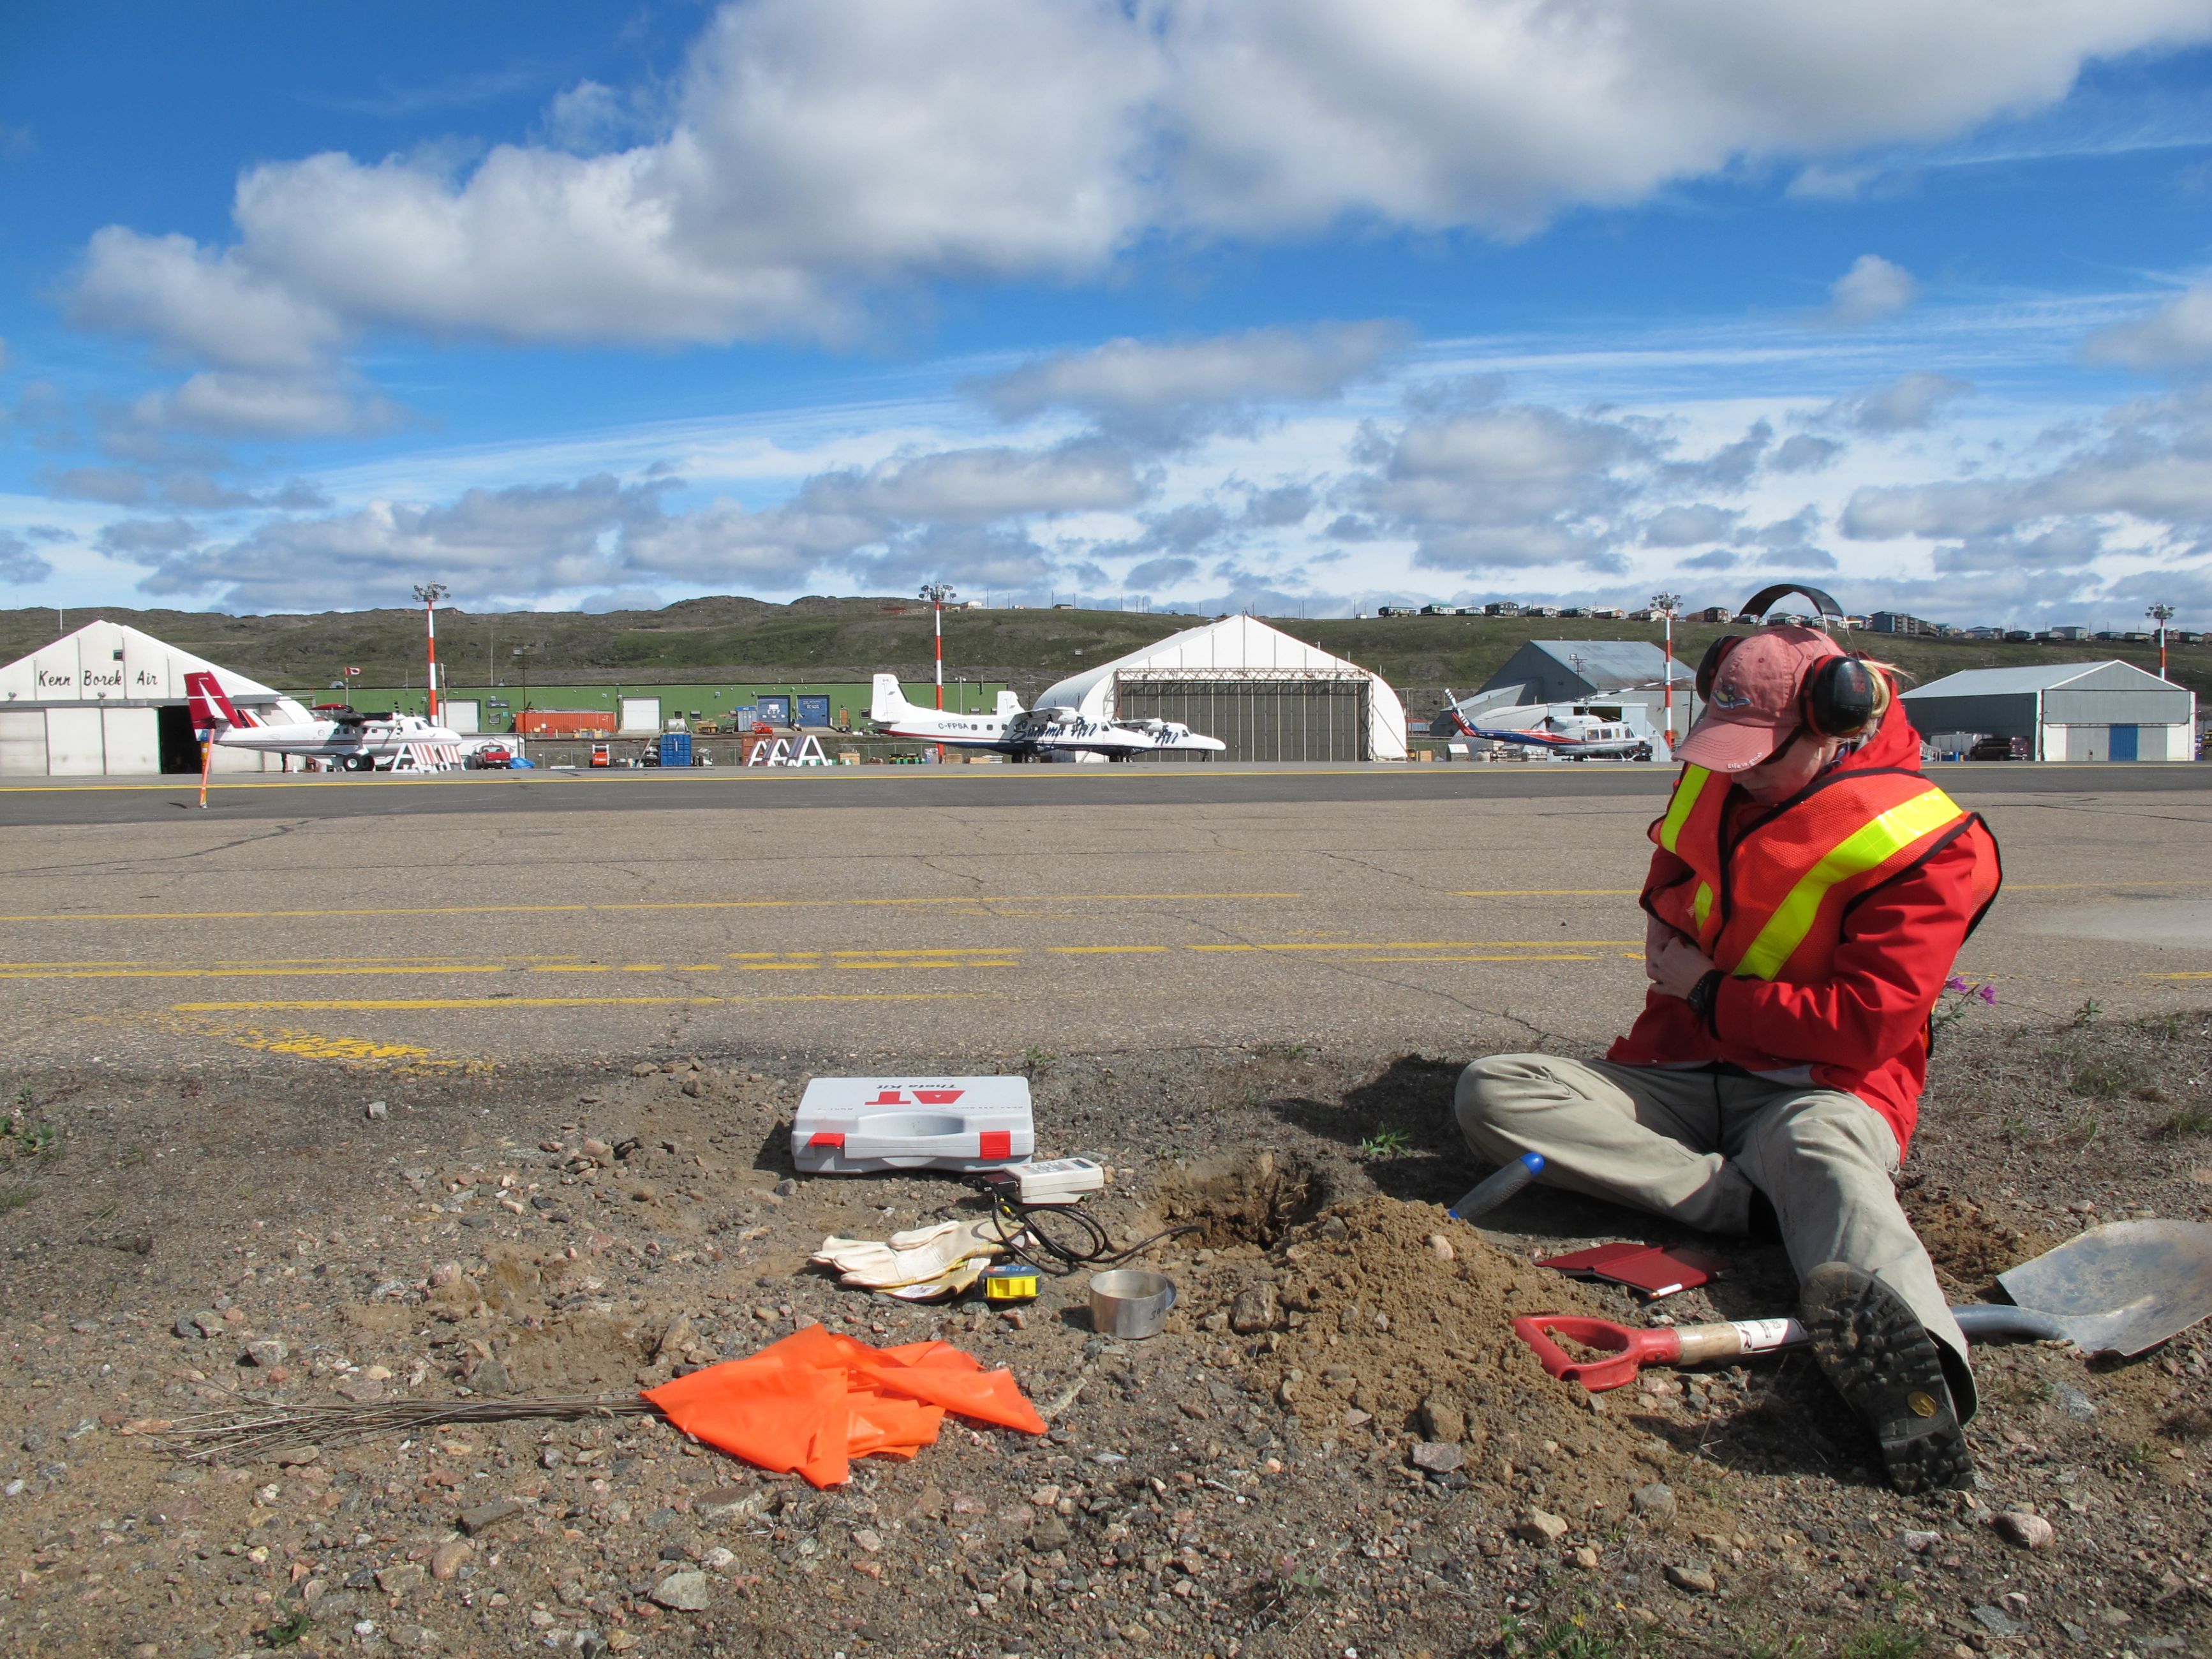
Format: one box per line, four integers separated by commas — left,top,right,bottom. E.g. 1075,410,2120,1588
1841,1626,1927,1659
2067,1059,2142,1101
2155,1105,2212,1136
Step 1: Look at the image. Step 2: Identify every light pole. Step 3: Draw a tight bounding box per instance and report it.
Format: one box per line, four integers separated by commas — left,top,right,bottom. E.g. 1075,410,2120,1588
2147,602,2176,681
1651,591,1683,745
919,582,956,761
413,583,449,721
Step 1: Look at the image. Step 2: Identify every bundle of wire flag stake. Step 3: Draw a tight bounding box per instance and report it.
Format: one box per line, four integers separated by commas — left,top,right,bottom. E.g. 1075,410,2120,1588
162,1324,1046,1488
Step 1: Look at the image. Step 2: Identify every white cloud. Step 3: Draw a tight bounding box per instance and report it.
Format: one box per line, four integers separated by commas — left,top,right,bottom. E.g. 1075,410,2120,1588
2086,285,2212,369
71,228,345,371
0,530,52,586
1832,371,1973,433
69,1,2212,357
129,371,402,439
974,323,1406,443
1643,503,1742,546
1822,254,1919,327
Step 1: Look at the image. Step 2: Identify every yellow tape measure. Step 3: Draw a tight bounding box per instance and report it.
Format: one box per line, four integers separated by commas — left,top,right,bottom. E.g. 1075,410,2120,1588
981,1263,1039,1302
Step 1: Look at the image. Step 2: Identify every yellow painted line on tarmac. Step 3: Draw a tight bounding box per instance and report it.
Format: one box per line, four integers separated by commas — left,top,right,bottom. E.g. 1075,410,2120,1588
1351,953,1604,963
171,992,988,1012
0,964,512,980
1048,945,1169,954
1451,888,1643,897
2144,972,2212,979
0,891,1302,924
1187,939,1637,952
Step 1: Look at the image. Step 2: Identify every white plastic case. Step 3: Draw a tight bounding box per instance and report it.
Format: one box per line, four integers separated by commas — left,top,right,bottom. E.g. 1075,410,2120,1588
791,1075,1034,1174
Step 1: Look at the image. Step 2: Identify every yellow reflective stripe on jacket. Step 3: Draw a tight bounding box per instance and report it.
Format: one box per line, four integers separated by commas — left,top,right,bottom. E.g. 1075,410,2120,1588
1658,765,1711,854
1692,882,1712,931
1732,787,1968,980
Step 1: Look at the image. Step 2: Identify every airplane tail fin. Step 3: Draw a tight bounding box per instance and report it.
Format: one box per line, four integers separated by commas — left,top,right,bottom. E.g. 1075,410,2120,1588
184,671,244,733
868,674,912,722
996,690,1022,718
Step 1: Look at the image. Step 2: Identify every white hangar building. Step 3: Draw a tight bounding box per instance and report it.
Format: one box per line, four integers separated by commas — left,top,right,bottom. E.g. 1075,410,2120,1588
0,620,310,775
1031,614,1408,762
1902,660,2197,763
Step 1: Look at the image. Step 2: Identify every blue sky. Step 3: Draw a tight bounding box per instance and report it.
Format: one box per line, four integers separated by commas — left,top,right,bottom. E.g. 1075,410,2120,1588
6,1,2212,625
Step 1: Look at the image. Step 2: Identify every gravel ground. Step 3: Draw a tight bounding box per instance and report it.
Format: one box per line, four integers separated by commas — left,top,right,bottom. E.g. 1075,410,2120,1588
1,1011,2208,1659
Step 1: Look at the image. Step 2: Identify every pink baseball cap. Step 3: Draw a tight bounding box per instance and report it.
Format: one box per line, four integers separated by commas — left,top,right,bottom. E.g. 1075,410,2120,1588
1674,626,1845,773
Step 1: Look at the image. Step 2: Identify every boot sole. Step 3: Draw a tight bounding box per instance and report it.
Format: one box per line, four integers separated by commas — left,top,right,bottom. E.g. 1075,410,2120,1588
1802,1262,1974,1494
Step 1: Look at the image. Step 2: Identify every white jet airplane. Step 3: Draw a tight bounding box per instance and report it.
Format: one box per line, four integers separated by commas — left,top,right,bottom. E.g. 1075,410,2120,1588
868,674,1226,762
187,672,466,771
1437,690,1662,761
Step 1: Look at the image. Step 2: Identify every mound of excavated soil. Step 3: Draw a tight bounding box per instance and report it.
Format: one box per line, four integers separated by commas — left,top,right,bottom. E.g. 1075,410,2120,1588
1173,1187,1659,1519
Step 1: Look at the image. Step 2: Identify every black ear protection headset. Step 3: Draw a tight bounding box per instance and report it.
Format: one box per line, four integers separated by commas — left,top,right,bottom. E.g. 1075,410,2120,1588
1693,583,1878,740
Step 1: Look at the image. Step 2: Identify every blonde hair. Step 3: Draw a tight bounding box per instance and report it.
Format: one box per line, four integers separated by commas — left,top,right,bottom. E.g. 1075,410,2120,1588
1846,655,1909,734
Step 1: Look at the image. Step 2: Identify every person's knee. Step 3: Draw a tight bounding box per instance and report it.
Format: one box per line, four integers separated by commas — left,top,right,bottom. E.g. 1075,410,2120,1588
1746,1092,1897,1176
1454,1053,1561,1154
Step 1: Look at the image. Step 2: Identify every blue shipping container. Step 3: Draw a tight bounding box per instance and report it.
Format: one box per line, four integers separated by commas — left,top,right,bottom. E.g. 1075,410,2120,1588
798,695,831,727
659,733,693,768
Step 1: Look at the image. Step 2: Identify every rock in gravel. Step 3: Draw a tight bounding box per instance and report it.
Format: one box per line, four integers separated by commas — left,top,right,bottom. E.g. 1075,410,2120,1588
1631,1483,1677,1525
650,1570,710,1611
375,1564,424,1595
696,1485,773,1523
365,1100,389,1120
1410,1441,1465,1475
1665,1563,1717,1595
244,1338,288,1367
1418,1397,1465,1443
653,1315,694,1362
274,1445,320,1467
774,1178,799,1197
1972,1604,2030,1638
459,1498,528,1537
1993,1511,2054,1550
632,1064,659,1078
175,1311,224,1339
1228,1283,1281,1334
430,1540,473,1580
1513,1508,1570,1545
1427,1232,1455,1261
1029,1514,1073,1551
2052,1385,2097,1420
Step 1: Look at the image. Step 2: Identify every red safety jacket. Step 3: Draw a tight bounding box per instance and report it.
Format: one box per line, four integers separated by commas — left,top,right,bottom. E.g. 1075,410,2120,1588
1607,700,2001,1151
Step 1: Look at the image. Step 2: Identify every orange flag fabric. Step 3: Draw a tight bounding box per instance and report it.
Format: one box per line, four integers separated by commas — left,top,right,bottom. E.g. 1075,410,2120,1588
643,1324,1046,1487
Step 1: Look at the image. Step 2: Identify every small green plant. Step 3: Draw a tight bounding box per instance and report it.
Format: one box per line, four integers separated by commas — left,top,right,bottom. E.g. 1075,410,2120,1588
0,1114,56,1166
2068,1056,2140,1099
259,1609,313,1648
1019,1045,1055,1076
1498,1611,1621,1659
2156,1105,2212,1136
1841,1628,1926,1659
1356,1127,1413,1157
2071,997,2102,1026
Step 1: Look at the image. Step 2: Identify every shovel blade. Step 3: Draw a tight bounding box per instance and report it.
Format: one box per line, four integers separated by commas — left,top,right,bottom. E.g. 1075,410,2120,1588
1995,1219,2212,1357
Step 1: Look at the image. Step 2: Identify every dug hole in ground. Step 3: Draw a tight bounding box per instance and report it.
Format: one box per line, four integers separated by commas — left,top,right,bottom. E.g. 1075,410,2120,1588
0,1014,2208,1659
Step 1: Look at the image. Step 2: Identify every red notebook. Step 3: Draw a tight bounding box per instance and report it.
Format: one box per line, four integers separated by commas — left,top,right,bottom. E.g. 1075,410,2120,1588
1535,1242,1731,1299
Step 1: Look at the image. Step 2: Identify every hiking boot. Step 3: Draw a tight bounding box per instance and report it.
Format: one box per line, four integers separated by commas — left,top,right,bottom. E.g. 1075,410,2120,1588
1800,1261,1974,1494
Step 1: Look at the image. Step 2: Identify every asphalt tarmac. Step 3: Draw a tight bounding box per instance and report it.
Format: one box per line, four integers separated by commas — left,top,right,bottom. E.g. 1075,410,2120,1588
3,763,2208,1076
1,757,2209,826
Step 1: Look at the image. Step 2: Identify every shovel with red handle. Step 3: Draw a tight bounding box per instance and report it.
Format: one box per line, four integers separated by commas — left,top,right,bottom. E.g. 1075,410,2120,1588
1511,1313,1809,1392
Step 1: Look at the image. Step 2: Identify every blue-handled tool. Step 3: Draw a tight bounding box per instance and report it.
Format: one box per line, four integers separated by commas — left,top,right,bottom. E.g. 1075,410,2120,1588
1448,1152,1545,1221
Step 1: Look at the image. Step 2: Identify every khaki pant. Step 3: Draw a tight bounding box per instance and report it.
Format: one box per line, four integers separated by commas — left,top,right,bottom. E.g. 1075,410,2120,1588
1456,1053,1973,1415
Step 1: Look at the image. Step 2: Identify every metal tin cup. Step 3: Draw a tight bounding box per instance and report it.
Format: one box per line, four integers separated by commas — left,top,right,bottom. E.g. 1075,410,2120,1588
1088,1269,1177,1339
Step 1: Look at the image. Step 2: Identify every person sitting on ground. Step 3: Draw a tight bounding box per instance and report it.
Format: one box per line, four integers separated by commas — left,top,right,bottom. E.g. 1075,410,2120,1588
1457,624,2001,1492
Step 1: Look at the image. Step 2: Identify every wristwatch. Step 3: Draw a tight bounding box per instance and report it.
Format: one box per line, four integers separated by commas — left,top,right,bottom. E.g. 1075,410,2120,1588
1687,969,1724,1032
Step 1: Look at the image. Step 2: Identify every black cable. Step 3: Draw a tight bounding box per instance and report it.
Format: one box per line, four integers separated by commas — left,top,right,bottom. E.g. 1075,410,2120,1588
970,1180,1201,1276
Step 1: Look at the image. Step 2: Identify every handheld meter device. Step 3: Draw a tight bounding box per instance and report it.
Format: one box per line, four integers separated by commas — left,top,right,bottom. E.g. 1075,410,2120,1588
974,1156,1107,1207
